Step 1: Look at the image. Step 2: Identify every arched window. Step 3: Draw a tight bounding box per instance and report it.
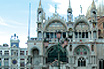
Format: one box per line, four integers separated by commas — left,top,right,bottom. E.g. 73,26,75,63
74,46,88,55
78,57,86,67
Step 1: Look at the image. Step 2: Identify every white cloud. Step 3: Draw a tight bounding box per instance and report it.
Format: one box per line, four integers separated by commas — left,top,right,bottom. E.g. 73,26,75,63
49,0,93,16
7,20,24,25
49,4,55,13
0,17,8,26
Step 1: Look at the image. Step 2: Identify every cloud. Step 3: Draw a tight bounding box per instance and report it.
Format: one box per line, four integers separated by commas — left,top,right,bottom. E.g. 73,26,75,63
0,17,8,26
0,16,25,28
48,0,93,16
49,4,55,13
7,20,24,26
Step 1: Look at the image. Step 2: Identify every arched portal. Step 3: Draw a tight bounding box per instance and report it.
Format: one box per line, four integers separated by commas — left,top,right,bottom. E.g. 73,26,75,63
32,48,40,65
46,45,68,64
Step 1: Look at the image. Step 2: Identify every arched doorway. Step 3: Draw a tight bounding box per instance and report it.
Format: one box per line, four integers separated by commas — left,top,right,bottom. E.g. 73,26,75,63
32,48,40,65
46,45,68,64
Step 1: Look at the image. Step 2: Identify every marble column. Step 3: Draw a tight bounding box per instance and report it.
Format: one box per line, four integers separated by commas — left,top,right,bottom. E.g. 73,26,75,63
88,31,90,39
66,32,68,38
91,31,93,39
73,31,75,40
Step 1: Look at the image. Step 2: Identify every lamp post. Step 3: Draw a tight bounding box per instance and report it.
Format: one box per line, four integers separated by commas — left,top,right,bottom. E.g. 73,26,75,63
56,31,61,69
56,31,69,69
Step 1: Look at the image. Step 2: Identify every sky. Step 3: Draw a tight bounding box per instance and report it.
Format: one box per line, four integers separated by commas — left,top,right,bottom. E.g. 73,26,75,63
0,0,102,48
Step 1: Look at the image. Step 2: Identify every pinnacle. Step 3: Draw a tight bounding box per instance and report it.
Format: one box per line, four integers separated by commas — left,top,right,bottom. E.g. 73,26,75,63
39,0,42,8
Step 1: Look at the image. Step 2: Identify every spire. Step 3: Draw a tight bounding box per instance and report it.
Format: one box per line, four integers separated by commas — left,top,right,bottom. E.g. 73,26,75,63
39,0,42,8
91,0,96,9
69,0,71,8
67,0,72,13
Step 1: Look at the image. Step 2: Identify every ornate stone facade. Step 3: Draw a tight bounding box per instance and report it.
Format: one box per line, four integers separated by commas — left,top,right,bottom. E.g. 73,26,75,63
26,0,104,69
27,0,104,69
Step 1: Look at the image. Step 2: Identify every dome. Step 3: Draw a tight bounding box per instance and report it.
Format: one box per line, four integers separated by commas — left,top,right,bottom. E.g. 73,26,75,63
86,0,104,18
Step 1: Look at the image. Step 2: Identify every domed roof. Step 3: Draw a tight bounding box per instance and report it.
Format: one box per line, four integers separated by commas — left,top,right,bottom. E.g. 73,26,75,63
86,0,104,18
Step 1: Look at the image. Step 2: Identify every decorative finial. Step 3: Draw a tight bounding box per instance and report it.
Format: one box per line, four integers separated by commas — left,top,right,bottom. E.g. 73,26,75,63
80,5,82,14
55,4,57,13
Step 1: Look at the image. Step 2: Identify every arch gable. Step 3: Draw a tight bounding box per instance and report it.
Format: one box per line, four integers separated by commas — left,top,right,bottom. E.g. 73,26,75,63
44,19,67,31
74,16,90,30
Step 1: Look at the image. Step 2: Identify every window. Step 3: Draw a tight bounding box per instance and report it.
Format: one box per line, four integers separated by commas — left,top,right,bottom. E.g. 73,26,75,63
20,62,25,67
50,32,53,38
98,29,101,36
86,32,88,38
38,32,42,38
75,46,88,55
93,31,96,38
4,61,9,66
103,23,104,28
20,59,25,60
79,32,81,38
78,57,86,67
91,45,94,51
4,58,9,60
75,32,78,38
63,32,66,38
46,32,49,38
4,51,9,56
70,45,72,51
20,51,24,55
0,61,1,66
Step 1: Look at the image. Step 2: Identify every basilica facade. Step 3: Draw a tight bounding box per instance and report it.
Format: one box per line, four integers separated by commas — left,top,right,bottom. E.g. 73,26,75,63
0,0,104,69
27,0,104,69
